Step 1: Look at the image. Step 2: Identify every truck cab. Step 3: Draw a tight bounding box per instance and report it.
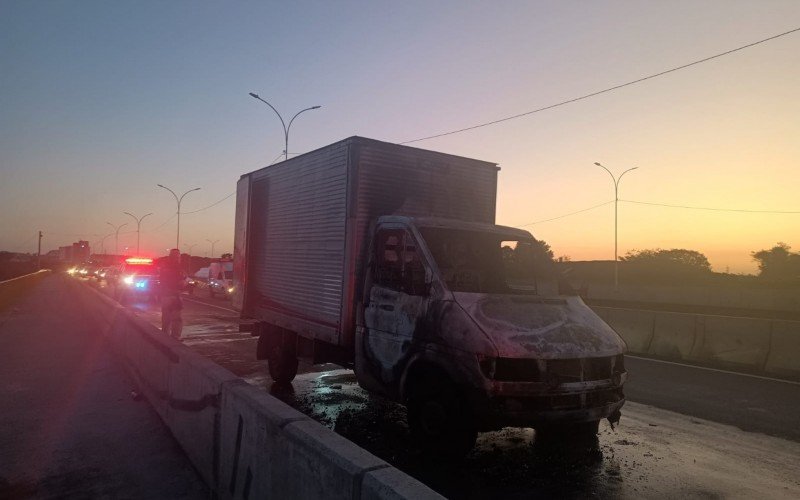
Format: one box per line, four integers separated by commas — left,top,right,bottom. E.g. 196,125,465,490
355,216,626,454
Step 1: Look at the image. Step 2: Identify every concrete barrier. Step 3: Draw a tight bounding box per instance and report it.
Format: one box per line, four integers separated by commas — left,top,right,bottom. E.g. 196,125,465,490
596,307,655,353
764,320,800,377
72,280,443,499
0,270,51,311
692,316,771,369
592,304,800,379
649,312,697,361
585,283,800,314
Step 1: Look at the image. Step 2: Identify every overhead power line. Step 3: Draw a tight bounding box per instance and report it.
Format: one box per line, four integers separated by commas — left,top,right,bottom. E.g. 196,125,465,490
621,199,800,214
149,214,177,232
181,192,235,214
520,200,614,226
400,27,800,145
269,152,285,165
517,195,799,229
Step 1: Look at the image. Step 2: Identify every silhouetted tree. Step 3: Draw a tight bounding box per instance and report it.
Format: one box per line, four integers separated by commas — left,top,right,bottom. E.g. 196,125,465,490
618,248,712,284
751,243,800,281
533,239,554,263
621,248,712,272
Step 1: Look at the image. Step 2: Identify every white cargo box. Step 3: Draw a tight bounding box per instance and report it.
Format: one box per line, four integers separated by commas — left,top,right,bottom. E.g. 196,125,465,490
234,136,498,348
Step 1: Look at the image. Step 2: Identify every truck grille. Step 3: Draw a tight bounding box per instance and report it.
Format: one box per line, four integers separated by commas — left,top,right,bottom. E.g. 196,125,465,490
493,355,624,383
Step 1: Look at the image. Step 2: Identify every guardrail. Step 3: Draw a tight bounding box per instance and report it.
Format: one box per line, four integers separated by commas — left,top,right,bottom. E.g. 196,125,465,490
593,306,800,378
0,270,51,311
72,280,442,499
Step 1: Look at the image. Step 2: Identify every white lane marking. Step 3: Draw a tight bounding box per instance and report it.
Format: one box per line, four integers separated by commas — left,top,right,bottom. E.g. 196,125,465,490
183,296,238,313
626,355,800,386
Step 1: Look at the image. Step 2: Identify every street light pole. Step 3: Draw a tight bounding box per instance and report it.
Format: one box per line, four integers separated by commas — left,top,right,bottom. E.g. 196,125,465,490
248,93,321,161
157,185,201,250
123,211,153,255
594,162,638,290
206,238,220,258
106,221,129,256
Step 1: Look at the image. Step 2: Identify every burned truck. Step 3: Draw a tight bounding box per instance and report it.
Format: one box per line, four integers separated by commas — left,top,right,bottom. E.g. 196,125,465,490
233,136,626,454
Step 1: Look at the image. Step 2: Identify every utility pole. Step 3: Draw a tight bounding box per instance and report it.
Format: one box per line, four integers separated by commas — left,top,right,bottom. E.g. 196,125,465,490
37,231,42,270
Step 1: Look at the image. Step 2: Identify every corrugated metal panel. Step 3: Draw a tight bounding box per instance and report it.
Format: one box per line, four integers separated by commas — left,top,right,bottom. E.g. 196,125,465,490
248,141,350,344
243,136,498,349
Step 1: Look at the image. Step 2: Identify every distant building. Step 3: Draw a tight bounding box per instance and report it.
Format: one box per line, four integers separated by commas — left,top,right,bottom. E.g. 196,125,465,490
73,241,90,262
58,241,91,263
58,245,73,262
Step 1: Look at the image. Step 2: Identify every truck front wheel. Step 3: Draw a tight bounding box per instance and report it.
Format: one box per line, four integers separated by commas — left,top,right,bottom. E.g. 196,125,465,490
268,344,298,384
408,379,477,458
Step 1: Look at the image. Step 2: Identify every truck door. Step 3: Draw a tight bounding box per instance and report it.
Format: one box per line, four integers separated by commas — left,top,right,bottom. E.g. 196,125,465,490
364,228,430,388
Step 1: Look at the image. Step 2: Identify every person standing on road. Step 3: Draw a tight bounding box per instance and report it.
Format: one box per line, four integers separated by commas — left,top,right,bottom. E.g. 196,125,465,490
160,248,184,339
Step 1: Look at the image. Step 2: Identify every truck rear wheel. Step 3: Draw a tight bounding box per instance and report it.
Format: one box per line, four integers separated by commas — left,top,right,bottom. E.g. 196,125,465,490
268,344,298,384
408,379,477,458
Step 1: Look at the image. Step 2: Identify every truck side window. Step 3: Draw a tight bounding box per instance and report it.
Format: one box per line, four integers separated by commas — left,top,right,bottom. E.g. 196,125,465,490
374,230,428,295
375,230,404,291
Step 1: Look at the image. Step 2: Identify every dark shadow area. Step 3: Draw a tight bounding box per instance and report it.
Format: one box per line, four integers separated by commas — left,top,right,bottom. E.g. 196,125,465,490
272,371,624,499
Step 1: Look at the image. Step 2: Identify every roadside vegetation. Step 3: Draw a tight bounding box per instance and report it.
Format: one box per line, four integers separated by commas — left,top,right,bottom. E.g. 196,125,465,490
553,242,800,289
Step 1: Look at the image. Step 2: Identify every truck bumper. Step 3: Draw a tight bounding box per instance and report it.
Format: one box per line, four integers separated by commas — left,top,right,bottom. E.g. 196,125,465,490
469,375,626,431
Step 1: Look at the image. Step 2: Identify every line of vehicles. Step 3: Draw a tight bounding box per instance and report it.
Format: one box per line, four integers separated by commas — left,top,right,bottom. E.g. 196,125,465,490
69,257,234,302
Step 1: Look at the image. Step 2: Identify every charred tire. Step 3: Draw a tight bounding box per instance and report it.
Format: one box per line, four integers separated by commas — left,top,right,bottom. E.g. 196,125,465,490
408,379,477,458
267,344,299,384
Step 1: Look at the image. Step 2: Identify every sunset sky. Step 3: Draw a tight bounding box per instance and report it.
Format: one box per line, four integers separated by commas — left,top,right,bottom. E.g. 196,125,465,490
2,1,798,273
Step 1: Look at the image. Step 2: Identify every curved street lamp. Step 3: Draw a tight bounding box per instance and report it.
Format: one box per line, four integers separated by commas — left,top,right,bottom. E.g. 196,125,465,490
206,238,220,258
594,162,638,290
157,185,201,250
248,92,321,161
106,221,129,256
123,211,153,255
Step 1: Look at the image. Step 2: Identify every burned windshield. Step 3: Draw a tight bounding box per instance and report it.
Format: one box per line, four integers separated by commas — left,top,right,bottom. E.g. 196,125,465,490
420,227,550,294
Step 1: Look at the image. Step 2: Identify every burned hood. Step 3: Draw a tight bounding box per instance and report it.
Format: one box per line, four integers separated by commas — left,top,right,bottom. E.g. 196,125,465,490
452,293,626,359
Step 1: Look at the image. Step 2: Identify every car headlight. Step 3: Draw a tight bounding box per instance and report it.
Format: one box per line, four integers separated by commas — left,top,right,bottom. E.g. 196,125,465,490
227,287,234,293
123,275,134,285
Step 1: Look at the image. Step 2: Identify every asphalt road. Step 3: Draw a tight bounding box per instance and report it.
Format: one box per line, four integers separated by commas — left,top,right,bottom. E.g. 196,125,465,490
0,275,208,499
88,277,800,498
625,355,800,442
